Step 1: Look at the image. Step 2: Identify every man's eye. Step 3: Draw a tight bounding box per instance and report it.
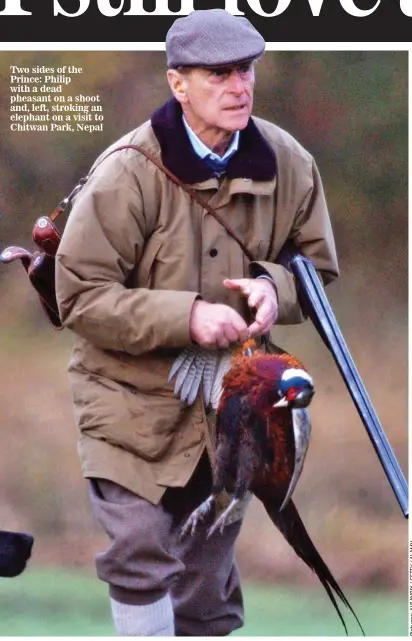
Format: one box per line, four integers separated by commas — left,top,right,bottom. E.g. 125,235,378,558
211,69,229,78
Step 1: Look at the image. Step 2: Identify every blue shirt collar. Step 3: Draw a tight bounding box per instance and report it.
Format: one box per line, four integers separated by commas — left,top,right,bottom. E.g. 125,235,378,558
182,115,240,165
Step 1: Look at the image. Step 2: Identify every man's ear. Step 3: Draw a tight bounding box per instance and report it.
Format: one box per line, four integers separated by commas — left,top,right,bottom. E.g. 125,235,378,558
167,69,188,105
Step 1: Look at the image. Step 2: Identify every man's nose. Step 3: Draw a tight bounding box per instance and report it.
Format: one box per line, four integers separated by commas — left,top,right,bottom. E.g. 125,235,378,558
227,70,246,94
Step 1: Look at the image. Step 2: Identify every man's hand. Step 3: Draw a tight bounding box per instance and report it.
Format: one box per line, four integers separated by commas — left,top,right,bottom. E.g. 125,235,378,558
189,300,249,349
223,277,278,336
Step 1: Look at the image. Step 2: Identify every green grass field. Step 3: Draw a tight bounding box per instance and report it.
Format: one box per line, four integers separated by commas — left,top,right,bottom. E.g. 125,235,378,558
0,567,407,636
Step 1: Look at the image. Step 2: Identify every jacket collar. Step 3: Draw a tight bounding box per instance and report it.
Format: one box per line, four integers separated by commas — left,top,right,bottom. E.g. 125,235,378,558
151,98,276,185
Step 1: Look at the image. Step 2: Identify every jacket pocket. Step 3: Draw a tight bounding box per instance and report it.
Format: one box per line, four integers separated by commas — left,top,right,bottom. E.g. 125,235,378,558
120,382,186,461
72,372,185,462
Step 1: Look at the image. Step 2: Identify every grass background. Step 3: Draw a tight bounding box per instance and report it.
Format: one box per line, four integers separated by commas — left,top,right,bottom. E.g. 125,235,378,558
0,567,407,637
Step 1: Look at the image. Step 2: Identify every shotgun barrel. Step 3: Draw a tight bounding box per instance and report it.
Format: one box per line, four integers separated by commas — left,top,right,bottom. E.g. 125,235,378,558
277,242,408,518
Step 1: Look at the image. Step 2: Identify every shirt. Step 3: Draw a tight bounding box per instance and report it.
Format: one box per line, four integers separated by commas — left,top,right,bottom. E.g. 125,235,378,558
182,115,240,172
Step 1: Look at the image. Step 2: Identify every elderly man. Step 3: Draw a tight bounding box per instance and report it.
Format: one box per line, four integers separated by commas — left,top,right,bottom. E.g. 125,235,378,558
55,8,339,637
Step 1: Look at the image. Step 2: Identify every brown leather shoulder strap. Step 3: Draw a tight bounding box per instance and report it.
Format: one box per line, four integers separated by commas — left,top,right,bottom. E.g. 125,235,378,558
51,143,255,262
130,145,255,262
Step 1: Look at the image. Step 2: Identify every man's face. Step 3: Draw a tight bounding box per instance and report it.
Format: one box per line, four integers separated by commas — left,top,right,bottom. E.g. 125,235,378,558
171,62,256,137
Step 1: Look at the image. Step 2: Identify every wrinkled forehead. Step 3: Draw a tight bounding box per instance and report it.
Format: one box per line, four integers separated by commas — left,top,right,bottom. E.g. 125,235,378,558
203,60,255,72
202,60,255,74
178,60,256,77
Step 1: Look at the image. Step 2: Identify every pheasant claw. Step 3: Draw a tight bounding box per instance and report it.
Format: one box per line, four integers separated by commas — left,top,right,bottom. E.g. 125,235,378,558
206,498,240,538
180,495,215,539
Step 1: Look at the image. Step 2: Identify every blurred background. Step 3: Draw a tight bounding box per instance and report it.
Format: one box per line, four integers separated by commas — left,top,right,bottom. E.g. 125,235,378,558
0,51,408,636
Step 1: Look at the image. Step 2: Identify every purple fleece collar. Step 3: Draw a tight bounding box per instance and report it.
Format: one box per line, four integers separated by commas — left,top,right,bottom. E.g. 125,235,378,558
151,98,276,184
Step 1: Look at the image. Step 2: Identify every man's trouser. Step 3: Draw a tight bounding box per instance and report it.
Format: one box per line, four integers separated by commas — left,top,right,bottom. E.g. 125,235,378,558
88,452,244,636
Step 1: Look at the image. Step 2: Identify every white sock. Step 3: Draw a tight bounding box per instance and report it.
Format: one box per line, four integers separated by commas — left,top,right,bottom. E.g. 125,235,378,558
110,593,175,636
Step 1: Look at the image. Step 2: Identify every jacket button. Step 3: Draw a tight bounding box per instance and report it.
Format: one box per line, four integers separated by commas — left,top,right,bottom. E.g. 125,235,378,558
184,452,191,458
209,248,218,257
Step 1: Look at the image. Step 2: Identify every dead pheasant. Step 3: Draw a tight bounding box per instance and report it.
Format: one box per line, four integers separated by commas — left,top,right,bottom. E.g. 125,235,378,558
169,338,364,635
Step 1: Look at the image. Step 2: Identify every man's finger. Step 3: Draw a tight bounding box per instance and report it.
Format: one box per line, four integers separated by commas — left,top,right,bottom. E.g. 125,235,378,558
223,278,241,289
248,290,265,309
247,320,264,337
255,297,271,323
223,278,252,295
216,335,230,349
223,324,241,344
248,299,276,336
232,316,249,343
248,318,271,336
256,300,276,333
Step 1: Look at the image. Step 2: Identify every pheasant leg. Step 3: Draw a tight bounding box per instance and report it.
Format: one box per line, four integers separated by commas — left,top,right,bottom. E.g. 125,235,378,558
180,495,216,538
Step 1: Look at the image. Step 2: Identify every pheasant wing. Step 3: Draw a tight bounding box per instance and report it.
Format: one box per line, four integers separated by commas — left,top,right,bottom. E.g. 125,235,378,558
169,348,234,410
168,349,198,397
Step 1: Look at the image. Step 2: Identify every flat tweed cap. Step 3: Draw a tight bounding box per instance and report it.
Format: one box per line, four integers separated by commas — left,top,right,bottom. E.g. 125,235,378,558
166,9,265,69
